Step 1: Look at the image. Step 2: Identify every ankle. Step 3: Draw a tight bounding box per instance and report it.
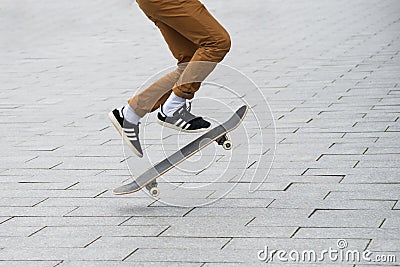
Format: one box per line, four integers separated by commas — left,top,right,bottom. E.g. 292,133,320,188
123,105,141,124
162,92,186,117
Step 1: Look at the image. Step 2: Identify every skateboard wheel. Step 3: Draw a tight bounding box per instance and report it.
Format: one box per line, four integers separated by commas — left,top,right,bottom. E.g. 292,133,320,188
149,187,160,197
222,140,232,150
216,134,228,145
146,180,158,190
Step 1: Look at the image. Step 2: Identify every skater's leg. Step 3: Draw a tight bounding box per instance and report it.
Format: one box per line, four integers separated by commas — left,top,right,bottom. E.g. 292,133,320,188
127,18,197,117
136,0,231,100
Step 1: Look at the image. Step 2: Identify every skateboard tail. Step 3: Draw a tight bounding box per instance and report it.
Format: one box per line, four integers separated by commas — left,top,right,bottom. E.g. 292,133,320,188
113,180,142,195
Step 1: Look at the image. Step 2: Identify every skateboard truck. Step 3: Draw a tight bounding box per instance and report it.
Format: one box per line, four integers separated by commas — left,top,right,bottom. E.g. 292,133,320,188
145,180,159,197
216,134,232,150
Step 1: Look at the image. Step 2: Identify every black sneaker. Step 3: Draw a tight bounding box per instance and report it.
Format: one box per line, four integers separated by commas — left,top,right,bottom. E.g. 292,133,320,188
157,103,211,133
108,107,143,157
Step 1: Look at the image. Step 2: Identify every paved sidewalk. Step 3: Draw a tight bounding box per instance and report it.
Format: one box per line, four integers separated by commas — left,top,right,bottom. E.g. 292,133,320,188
1,0,400,266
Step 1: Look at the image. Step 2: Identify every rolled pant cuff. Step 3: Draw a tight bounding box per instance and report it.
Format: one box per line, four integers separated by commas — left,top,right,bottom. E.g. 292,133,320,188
172,87,194,99
127,99,148,118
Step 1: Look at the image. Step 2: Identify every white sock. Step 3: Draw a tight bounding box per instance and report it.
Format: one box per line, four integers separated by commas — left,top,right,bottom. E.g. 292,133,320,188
162,92,186,117
123,104,141,125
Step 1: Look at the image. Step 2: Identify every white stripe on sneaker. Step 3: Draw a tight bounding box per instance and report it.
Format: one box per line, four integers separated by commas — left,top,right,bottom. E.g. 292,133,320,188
174,118,182,126
125,131,136,136
180,120,188,128
179,122,187,129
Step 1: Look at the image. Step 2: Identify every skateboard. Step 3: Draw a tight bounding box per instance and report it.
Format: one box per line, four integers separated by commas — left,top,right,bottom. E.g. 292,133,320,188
113,105,249,197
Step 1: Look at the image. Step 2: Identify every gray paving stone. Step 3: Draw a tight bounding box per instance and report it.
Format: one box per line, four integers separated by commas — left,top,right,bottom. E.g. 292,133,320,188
2,216,129,227
0,207,77,217
0,226,43,237
121,216,251,228
34,225,167,238
0,189,103,198
269,199,395,211
326,191,400,201
0,236,96,248
90,236,229,250
60,262,202,267
65,206,192,217
355,160,400,168
226,237,369,251
124,247,259,263
244,174,343,184
369,239,400,253
381,217,400,229
34,197,154,207
287,183,400,195
213,190,328,200
294,227,399,240
204,264,352,267
1,0,400,264
0,261,61,267
0,197,47,207
355,262,400,267
0,247,136,261
310,210,400,222
0,182,74,191
248,214,381,228
0,217,11,224
185,207,312,218
161,225,296,238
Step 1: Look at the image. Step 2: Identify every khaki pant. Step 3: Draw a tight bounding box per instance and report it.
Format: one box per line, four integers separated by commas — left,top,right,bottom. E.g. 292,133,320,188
128,0,231,117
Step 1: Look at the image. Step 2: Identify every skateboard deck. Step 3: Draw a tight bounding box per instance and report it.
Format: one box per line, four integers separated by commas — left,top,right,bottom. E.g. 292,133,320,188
113,105,248,196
